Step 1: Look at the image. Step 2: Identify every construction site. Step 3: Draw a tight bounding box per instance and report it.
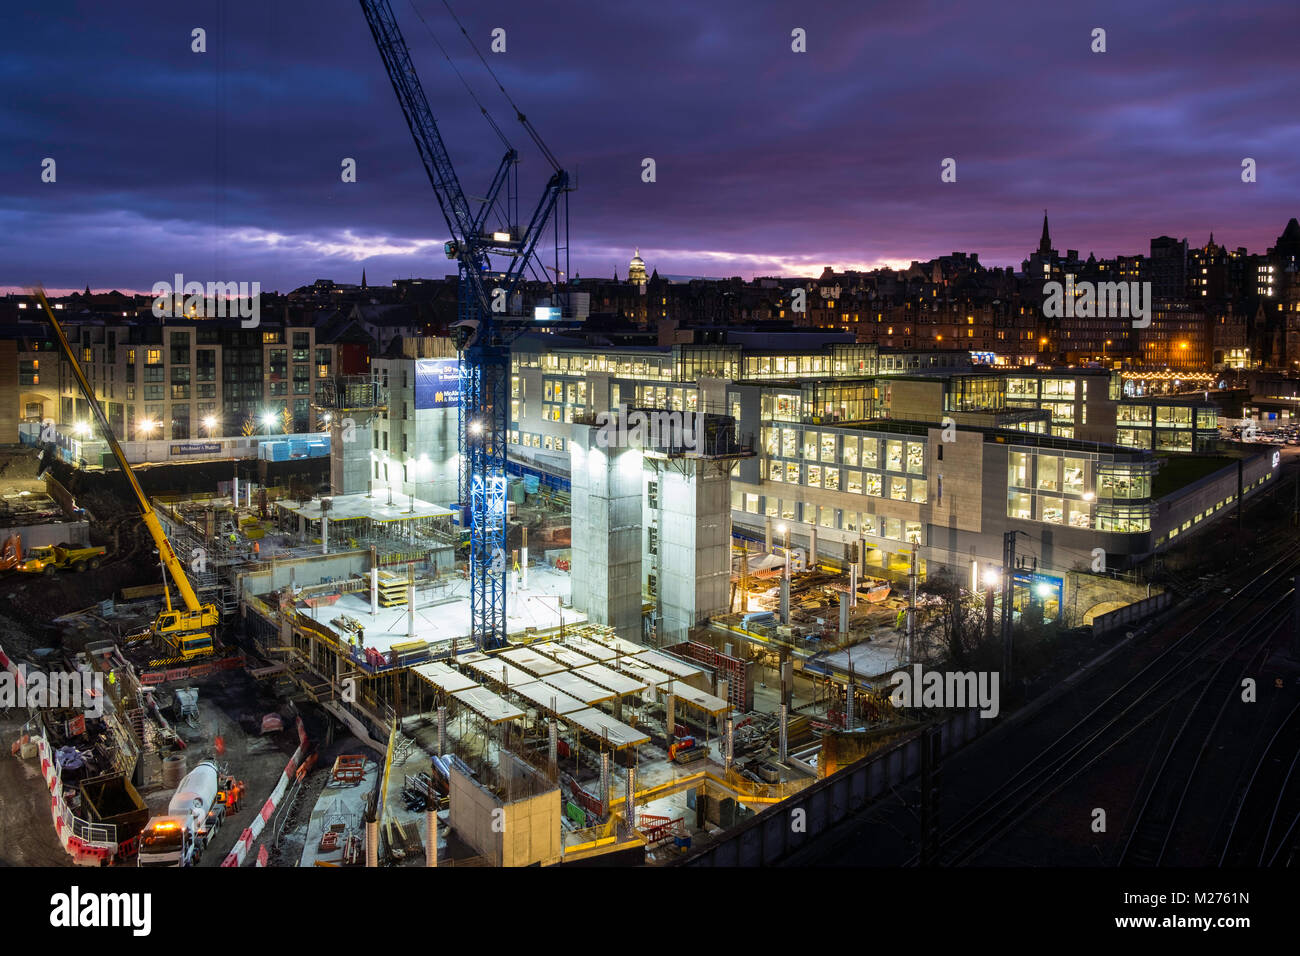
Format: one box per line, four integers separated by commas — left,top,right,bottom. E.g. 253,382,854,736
0,0,1161,871
1,306,950,866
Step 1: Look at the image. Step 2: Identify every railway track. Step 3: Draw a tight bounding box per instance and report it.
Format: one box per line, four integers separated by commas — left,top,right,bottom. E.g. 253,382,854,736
909,542,1300,867
1217,700,1300,867
1116,596,1290,866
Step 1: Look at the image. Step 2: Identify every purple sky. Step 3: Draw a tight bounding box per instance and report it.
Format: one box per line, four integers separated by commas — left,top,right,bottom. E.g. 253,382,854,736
3,0,1298,294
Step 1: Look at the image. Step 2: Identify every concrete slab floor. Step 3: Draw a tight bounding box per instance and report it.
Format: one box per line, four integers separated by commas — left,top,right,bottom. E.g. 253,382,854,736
815,630,907,681
297,758,380,867
301,565,584,654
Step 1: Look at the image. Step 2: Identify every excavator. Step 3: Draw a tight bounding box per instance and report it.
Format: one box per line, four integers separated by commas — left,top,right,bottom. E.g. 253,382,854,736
34,290,219,659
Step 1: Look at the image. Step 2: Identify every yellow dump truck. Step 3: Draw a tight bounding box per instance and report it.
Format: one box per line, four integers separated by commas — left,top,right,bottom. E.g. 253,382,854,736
17,543,107,575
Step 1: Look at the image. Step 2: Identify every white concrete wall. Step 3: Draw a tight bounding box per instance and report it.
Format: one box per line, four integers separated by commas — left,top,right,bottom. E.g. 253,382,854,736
655,459,730,643
570,426,644,644
448,761,561,867
330,420,373,496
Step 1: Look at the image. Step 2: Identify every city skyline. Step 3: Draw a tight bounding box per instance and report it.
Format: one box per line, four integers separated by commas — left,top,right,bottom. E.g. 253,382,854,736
4,0,1298,293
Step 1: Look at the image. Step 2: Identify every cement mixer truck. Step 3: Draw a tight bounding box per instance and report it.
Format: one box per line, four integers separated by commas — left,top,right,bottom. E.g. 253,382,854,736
138,760,224,867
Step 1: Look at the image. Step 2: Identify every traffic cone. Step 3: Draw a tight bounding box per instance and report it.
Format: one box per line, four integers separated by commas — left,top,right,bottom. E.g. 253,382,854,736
215,735,225,756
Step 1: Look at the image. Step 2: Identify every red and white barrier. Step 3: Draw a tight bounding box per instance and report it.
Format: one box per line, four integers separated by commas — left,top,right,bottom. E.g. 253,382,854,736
221,717,310,867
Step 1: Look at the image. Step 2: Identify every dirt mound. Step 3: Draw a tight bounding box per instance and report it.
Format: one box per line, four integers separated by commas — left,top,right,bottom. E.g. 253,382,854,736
0,449,41,482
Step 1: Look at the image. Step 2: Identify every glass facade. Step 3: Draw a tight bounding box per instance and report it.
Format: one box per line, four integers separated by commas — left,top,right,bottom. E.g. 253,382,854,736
1006,445,1155,533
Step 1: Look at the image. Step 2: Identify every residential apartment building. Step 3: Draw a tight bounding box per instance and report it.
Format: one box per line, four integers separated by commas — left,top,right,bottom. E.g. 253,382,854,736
53,319,337,440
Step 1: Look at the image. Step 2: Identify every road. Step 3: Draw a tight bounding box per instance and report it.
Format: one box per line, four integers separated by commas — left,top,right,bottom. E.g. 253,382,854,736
0,715,74,866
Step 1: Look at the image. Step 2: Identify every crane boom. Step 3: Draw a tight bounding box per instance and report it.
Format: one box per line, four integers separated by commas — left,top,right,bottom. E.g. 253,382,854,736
35,290,213,628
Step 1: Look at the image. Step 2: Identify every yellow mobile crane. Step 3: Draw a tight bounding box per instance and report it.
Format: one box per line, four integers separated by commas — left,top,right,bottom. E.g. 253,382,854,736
35,290,219,659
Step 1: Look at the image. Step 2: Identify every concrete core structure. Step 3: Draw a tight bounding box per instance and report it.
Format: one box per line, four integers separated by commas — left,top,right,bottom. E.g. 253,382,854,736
649,455,732,644
569,425,643,644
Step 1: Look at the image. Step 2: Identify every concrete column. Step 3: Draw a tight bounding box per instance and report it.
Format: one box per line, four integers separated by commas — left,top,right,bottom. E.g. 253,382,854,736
779,577,790,625
808,527,817,568
625,766,636,829
778,703,788,762
613,694,623,721
548,719,558,777
425,809,437,867
437,706,446,755
600,751,611,815
723,717,733,773
365,817,378,867
717,678,729,707
321,515,329,554
521,527,528,589
839,593,849,637
850,563,858,608
764,516,773,553
298,514,306,542
665,694,676,740
232,474,239,509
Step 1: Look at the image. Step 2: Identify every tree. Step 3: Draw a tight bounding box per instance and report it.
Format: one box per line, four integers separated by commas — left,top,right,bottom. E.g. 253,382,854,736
240,416,255,437
280,406,294,435
917,574,989,669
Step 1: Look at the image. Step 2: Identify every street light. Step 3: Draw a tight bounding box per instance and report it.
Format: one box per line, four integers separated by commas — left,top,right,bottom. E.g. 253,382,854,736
982,567,999,639
260,412,277,434
138,418,157,438
202,415,217,436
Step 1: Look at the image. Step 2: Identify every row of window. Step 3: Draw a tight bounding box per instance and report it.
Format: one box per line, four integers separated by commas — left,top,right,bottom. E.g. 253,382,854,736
517,352,675,380
1116,405,1216,428
1161,474,1271,542
1116,429,1195,451
510,431,566,452
766,461,929,501
734,491,924,544
1006,378,1080,400
762,430,926,473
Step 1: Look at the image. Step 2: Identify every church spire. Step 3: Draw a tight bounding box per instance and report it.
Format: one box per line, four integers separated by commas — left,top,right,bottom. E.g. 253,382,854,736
361,268,367,290
1039,210,1052,254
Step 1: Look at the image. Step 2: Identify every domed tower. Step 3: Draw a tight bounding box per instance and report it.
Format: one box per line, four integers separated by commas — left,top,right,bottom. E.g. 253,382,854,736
628,248,647,285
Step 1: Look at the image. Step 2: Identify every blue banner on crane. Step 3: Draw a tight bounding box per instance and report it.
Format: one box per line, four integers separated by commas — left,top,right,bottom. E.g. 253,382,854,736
414,358,460,409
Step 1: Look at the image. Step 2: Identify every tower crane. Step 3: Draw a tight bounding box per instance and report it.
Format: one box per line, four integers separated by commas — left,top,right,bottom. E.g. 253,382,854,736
359,0,571,650
35,290,219,660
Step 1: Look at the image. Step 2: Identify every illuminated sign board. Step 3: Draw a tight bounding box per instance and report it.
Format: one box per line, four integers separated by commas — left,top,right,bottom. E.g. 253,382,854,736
534,306,562,322
169,442,221,456
414,358,460,409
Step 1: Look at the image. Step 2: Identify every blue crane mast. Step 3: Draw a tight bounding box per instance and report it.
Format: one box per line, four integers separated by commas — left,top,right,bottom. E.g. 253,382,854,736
359,0,570,649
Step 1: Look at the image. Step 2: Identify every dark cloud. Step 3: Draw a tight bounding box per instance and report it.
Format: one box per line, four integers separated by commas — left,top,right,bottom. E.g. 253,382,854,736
2,0,1297,293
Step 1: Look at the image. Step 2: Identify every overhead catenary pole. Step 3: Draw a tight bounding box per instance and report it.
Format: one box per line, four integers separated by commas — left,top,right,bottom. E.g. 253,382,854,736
1000,531,1017,684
